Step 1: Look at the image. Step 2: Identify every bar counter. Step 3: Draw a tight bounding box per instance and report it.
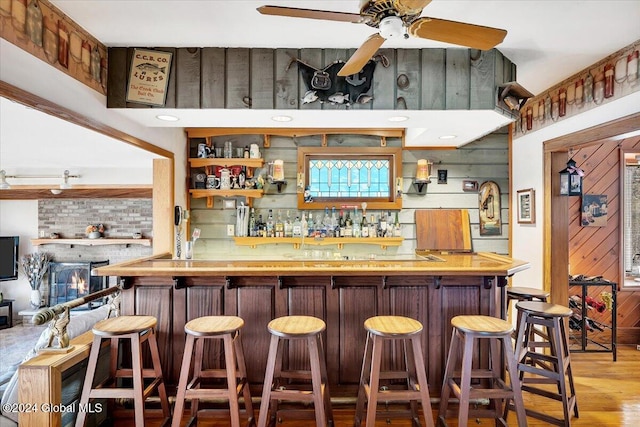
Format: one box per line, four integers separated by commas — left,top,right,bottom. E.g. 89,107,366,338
94,252,529,397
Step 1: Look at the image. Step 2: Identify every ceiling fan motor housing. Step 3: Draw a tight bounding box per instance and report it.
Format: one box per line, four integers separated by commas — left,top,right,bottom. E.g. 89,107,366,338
379,16,408,39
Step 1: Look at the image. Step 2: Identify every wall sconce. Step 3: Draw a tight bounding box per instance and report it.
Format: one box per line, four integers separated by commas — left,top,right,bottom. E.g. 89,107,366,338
0,169,80,190
413,159,432,194
559,158,584,196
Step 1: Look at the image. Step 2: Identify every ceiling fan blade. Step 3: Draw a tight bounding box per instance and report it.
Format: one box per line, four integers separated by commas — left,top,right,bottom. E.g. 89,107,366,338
394,0,432,15
409,17,507,50
338,33,386,76
257,5,364,23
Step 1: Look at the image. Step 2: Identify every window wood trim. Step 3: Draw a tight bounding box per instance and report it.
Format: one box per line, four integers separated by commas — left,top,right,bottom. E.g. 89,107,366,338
297,146,403,210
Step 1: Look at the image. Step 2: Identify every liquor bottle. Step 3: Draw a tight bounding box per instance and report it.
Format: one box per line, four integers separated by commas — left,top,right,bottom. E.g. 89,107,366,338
323,207,332,237
379,213,387,237
266,209,275,238
307,213,315,237
275,210,284,237
292,215,302,237
284,210,293,238
301,212,308,237
361,212,369,238
249,208,257,237
257,214,265,237
330,207,338,238
386,211,394,237
369,214,377,238
393,211,401,237
338,210,345,237
344,211,353,237
352,208,361,238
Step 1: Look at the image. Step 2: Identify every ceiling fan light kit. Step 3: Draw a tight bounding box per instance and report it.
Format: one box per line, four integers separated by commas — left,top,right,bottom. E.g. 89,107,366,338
258,0,508,76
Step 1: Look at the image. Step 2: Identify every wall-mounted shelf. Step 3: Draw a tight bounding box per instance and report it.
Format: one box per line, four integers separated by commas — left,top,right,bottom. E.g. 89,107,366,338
233,236,403,250
188,158,264,168
31,238,152,247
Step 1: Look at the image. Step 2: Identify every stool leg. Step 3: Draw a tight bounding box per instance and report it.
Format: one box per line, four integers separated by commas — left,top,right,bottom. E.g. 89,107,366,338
365,334,384,427
404,338,419,423
502,336,528,427
130,333,145,427
410,335,434,427
172,333,195,427
317,334,334,426
258,334,280,427
223,333,241,427
457,332,474,427
147,328,170,417
75,335,102,427
354,332,372,427
559,320,578,418
438,328,460,423
552,317,574,426
191,336,205,417
234,333,255,423
489,335,503,420
308,335,327,427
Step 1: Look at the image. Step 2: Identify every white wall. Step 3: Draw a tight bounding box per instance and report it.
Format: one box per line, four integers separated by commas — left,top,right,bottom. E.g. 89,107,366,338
511,91,640,290
0,200,38,313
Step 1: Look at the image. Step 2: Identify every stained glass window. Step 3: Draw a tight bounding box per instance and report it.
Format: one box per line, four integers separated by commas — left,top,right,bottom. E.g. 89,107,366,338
307,159,390,198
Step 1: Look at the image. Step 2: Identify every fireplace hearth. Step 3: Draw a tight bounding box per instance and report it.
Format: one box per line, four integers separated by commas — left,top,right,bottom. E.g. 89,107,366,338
48,261,109,309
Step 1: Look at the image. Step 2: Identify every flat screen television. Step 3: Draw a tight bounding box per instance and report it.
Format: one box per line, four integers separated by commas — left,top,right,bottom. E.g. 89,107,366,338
0,236,19,281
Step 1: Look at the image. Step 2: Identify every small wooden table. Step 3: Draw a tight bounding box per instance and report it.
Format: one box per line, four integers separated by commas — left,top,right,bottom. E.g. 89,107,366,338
0,299,14,329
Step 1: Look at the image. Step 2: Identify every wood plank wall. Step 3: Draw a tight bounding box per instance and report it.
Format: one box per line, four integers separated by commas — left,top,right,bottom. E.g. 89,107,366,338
570,134,640,344
107,47,515,113
188,128,510,258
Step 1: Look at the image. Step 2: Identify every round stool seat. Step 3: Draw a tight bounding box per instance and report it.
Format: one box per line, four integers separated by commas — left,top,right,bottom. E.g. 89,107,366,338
364,315,423,337
185,316,244,336
507,286,550,300
516,301,572,317
451,315,513,335
268,315,325,337
92,315,156,336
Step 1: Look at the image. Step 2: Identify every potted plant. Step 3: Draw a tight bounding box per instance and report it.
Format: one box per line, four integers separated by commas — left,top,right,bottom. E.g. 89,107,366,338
86,223,105,239
20,252,51,309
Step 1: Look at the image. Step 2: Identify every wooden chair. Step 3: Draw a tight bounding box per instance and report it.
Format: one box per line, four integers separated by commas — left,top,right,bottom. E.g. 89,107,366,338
258,315,333,427
505,301,578,427
438,315,527,427
172,316,254,427
354,315,434,427
75,315,170,427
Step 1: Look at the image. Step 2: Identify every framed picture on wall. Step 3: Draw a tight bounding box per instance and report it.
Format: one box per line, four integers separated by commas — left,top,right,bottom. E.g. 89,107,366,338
517,188,535,224
581,194,608,227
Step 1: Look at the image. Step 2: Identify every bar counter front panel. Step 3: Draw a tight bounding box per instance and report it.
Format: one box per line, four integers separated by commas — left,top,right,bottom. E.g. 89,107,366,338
96,253,529,396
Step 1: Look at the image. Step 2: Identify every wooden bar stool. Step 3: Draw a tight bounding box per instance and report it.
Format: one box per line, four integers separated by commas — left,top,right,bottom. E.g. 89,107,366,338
438,315,527,427
354,316,434,427
172,316,254,427
505,301,578,427
507,286,550,340
76,315,170,427
258,315,333,427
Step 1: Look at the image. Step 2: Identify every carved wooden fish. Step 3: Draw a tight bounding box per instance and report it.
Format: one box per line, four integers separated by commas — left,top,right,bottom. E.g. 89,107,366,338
301,90,318,104
328,92,349,104
26,0,42,46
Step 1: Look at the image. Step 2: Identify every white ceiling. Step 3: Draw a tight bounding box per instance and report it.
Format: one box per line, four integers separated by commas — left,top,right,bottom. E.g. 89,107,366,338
1,1,639,177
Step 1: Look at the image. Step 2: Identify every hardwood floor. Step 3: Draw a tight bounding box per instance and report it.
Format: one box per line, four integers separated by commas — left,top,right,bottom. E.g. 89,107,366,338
114,345,640,426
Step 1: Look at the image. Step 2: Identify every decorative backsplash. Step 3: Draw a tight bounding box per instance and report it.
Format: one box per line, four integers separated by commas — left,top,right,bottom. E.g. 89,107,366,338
38,198,152,264
514,39,640,138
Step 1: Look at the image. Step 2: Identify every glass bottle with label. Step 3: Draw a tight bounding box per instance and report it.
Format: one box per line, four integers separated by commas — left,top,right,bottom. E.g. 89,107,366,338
284,210,293,238
361,213,369,238
292,215,302,237
393,211,402,237
266,210,275,238
249,208,257,237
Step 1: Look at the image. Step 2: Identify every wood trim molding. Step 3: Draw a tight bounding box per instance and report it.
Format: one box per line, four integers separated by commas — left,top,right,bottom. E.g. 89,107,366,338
0,185,152,200
185,127,405,138
0,81,174,159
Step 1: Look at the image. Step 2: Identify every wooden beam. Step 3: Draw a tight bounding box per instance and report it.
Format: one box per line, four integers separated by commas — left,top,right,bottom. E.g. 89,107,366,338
185,128,405,138
153,158,174,256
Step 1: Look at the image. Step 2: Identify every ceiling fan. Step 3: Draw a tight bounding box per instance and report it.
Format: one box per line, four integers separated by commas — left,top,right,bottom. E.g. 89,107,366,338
258,0,507,76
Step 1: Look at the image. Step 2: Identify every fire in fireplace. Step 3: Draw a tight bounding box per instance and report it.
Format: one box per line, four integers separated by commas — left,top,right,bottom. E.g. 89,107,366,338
48,261,109,309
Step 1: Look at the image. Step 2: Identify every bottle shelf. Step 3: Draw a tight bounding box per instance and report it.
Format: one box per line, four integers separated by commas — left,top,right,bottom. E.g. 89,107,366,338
233,236,403,250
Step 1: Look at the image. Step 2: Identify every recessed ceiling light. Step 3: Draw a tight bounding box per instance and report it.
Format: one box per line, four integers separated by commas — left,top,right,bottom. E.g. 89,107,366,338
388,116,409,122
156,114,179,122
271,115,292,122
439,135,457,140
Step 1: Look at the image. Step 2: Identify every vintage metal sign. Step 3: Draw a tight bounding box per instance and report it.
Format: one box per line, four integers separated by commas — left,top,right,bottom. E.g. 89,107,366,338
126,48,172,106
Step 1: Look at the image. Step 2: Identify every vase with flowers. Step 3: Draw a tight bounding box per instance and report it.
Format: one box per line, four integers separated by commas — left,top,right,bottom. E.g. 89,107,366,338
86,223,105,239
20,252,51,309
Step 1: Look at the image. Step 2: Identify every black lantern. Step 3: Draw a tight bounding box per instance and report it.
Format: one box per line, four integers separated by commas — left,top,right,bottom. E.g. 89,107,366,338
559,158,583,196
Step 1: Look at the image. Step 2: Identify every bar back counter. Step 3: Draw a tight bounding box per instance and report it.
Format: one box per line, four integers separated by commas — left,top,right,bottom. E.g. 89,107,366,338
94,252,529,397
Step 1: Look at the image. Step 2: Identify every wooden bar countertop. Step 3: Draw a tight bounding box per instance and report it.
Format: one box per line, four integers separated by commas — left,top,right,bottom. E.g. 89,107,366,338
93,252,529,278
